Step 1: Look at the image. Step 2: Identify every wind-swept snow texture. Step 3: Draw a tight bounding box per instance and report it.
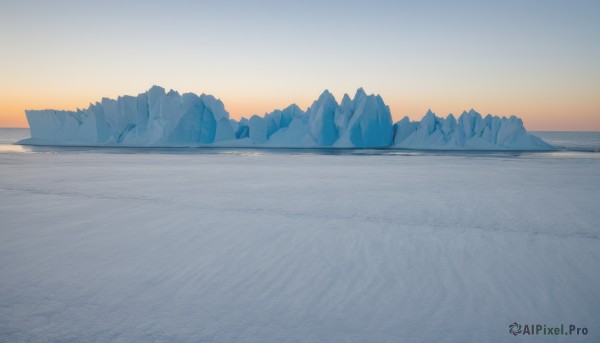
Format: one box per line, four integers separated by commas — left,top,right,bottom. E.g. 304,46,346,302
20,86,552,150
0,151,598,342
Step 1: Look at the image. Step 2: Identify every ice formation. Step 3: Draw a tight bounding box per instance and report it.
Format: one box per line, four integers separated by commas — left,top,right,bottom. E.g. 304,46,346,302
393,109,553,150
24,86,235,146
20,86,553,150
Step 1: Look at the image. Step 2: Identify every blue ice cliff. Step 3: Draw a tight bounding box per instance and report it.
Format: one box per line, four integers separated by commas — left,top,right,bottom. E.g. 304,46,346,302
19,86,553,150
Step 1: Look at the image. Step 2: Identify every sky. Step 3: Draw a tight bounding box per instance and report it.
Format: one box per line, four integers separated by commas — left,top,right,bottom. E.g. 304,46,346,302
0,0,599,130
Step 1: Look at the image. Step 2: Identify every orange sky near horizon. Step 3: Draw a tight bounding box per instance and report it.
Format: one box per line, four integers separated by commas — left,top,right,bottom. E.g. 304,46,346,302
1,87,599,131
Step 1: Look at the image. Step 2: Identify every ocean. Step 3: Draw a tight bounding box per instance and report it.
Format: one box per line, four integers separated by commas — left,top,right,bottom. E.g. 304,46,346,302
532,131,600,152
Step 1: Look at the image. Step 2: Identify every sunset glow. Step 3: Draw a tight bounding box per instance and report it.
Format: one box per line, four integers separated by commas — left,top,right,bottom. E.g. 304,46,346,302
1,1,598,130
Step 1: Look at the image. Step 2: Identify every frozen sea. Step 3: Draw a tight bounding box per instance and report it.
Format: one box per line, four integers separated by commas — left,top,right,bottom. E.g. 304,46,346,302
1,129,599,342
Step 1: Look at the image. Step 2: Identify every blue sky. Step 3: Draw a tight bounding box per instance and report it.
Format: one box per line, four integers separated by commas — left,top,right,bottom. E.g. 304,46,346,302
1,0,599,129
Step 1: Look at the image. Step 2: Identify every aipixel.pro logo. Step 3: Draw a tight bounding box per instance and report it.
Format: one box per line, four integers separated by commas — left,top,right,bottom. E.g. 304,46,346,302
509,322,588,336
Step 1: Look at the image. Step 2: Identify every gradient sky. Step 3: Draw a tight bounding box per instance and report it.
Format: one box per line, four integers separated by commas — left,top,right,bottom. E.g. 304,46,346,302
1,0,599,130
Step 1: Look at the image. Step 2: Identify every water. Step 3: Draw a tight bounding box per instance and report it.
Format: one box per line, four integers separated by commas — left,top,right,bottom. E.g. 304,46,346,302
0,128,30,153
532,131,600,152
1,128,599,158
0,128,29,144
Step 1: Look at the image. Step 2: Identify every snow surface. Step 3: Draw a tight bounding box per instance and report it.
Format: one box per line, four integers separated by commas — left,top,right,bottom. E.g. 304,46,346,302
20,86,551,150
0,150,598,342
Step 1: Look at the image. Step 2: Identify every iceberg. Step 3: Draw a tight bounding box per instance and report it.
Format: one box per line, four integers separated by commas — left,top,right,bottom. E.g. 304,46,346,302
24,86,236,146
393,109,553,150
334,88,393,148
19,86,553,150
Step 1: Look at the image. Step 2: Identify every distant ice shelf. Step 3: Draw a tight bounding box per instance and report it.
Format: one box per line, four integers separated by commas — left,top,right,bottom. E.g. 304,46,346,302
19,86,553,150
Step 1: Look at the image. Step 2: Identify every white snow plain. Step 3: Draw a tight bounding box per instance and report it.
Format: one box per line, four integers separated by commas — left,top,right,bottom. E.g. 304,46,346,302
0,150,598,342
